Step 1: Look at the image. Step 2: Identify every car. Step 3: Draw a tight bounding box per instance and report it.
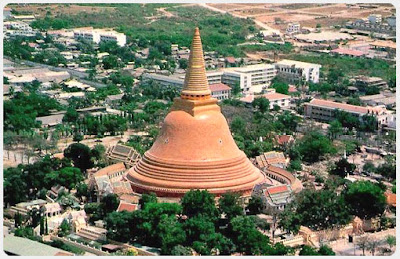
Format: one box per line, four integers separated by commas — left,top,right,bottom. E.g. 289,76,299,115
95,139,102,143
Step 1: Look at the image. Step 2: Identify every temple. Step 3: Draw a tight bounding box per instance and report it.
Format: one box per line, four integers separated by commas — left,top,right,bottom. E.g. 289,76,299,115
126,27,266,197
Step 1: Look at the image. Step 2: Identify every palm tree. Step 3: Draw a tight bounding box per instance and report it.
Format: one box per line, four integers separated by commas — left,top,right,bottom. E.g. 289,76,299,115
356,236,369,256
366,238,380,256
386,235,396,252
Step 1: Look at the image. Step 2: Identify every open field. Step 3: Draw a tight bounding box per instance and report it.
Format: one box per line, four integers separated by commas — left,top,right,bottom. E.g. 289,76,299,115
7,4,116,18
208,3,395,30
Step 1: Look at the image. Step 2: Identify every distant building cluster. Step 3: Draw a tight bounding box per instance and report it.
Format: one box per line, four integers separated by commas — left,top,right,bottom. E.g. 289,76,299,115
73,27,127,47
346,14,396,37
144,59,320,95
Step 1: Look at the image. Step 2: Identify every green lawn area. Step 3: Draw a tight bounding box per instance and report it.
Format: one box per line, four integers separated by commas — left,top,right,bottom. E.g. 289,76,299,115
31,4,259,57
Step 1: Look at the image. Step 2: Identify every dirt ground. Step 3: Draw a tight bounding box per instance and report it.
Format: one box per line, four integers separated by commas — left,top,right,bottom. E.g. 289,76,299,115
208,3,394,30
7,4,116,18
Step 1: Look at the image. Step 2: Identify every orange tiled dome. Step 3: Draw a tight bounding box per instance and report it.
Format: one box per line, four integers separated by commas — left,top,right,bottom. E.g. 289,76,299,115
126,28,265,197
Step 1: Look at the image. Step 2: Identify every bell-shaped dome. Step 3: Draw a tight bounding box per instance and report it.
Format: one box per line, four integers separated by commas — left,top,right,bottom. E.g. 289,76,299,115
126,28,265,197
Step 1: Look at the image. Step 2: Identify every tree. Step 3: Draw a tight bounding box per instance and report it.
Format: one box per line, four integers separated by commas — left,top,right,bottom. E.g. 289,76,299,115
363,161,376,174
318,245,335,255
230,116,247,137
63,107,79,123
183,216,215,245
171,245,192,255
75,183,88,201
343,181,387,219
105,211,133,242
102,55,121,69
218,192,243,219
229,216,270,255
329,158,356,178
15,227,34,238
64,143,94,172
272,81,289,94
279,189,351,232
58,219,70,237
232,82,241,96
386,235,396,252
73,133,84,143
178,58,188,69
45,167,84,190
181,190,219,220
101,193,120,216
295,131,336,163
139,192,157,209
357,236,369,256
4,166,28,206
205,233,236,255
246,196,264,215
157,215,186,255
376,155,396,180
299,245,319,255
252,97,270,113
40,216,45,235
366,238,380,256
328,120,343,139
14,212,23,228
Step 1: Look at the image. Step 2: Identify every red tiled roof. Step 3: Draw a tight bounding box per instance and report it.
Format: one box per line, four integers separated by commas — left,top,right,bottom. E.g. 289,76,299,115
117,201,138,212
95,162,126,177
288,85,298,93
331,48,365,57
209,83,231,92
385,192,396,207
275,135,293,145
267,185,289,195
225,56,236,63
263,92,291,101
240,94,255,103
309,99,371,114
119,194,140,204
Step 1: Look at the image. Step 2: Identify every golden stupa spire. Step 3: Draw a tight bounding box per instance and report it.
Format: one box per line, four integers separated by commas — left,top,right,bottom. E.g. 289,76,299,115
181,27,211,100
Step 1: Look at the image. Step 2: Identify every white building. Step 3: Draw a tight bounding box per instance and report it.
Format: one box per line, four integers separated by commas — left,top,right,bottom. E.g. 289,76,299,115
263,92,292,109
4,21,37,37
222,64,276,93
386,16,396,27
209,83,231,101
73,27,126,47
304,98,388,126
369,14,382,24
275,59,321,84
286,22,301,34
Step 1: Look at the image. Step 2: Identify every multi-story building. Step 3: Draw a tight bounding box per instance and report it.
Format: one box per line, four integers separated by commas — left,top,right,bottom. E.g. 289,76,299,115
304,98,388,126
346,15,396,35
275,59,321,84
222,64,276,93
359,92,396,109
209,83,231,101
286,22,301,34
369,14,382,24
73,27,126,46
354,76,388,91
263,92,292,109
386,16,396,27
3,21,37,37
206,71,223,85
145,64,276,94
3,7,12,20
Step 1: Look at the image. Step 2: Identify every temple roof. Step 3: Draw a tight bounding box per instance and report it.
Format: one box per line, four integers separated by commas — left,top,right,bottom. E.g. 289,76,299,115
181,27,211,99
